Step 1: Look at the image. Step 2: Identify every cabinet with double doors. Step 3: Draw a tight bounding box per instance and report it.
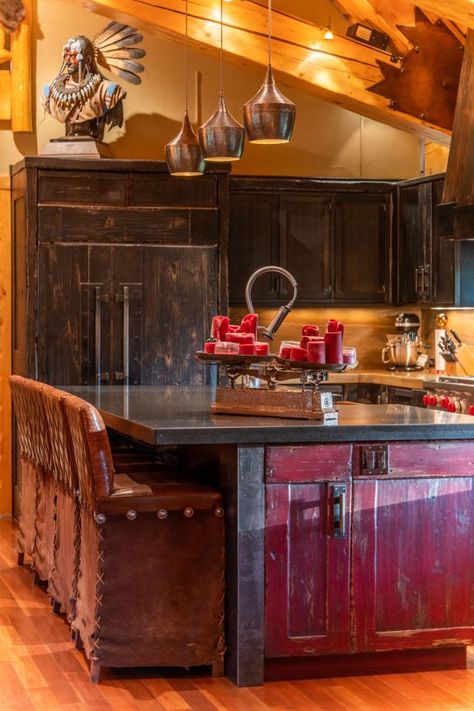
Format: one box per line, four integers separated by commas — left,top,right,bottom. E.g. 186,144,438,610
229,177,393,306
265,442,474,663
397,174,454,305
11,157,228,386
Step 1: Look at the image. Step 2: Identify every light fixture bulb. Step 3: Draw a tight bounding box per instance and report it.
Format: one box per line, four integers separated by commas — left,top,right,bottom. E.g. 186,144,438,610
323,26,334,40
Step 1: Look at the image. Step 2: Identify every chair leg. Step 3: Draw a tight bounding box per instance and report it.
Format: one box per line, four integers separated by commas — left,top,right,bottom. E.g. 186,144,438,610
51,600,61,615
17,551,24,566
90,660,101,683
212,660,224,677
73,630,84,651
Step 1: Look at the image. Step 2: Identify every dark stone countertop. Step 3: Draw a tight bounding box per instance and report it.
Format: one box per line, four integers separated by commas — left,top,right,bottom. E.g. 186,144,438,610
63,386,474,446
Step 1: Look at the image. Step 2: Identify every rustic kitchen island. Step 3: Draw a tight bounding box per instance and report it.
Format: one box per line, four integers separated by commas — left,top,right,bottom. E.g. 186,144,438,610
66,386,474,687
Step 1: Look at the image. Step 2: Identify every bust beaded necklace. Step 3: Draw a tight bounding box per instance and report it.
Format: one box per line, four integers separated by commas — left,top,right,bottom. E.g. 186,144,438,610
50,72,102,109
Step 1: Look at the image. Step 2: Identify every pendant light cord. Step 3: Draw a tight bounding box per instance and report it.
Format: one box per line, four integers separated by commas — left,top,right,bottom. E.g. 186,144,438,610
185,0,188,113
220,0,223,93
268,0,272,67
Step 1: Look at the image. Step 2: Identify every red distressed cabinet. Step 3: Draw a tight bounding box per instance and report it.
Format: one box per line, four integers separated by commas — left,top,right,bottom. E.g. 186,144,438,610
265,444,352,657
352,443,474,652
265,442,474,662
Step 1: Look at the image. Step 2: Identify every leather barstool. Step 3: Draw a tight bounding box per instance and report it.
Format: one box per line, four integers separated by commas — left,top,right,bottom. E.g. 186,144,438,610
9,375,40,566
63,394,225,683
40,384,79,620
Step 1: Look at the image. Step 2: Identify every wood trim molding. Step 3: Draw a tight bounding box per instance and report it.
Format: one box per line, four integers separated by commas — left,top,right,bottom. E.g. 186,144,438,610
0,176,12,516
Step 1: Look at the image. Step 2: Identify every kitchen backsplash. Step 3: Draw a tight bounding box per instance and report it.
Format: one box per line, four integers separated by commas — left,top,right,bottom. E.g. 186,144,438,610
230,307,421,369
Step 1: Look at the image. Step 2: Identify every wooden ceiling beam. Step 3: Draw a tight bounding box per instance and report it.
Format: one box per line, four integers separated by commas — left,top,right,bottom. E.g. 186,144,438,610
329,0,413,54
414,1,474,29
69,0,451,143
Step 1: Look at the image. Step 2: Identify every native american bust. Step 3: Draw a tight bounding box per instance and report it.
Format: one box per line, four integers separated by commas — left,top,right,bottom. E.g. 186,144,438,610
42,22,145,142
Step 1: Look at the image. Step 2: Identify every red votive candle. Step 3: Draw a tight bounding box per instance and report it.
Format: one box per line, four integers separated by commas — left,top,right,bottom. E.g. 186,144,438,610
225,332,255,344
204,341,216,353
255,342,269,356
324,331,343,363
240,343,256,355
280,347,291,359
307,340,326,363
290,346,308,362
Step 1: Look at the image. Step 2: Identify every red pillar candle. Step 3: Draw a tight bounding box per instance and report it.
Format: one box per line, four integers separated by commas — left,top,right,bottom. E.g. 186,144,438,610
225,332,255,344
324,331,343,363
204,341,216,353
307,340,326,363
255,342,269,356
300,335,325,349
240,343,257,355
302,325,319,336
290,346,308,362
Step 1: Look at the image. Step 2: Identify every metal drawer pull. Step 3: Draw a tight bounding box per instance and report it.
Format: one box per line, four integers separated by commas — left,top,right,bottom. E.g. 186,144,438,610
95,286,109,383
332,485,346,539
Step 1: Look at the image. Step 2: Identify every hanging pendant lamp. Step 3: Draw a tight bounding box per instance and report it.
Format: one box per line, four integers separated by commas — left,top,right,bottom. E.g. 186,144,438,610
166,0,205,176
243,0,295,144
198,0,244,161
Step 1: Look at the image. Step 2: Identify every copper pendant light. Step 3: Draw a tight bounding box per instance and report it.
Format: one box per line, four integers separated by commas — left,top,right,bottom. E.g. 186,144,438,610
243,0,295,144
198,0,244,162
166,0,205,176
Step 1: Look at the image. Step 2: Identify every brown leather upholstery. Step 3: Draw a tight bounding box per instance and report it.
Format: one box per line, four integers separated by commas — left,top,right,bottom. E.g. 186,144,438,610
62,394,225,681
40,384,79,621
9,375,39,562
9,376,55,580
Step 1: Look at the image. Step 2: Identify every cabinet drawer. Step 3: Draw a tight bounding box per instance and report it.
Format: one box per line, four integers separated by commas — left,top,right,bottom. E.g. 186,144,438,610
129,174,217,207
38,171,128,205
266,444,352,482
353,441,474,477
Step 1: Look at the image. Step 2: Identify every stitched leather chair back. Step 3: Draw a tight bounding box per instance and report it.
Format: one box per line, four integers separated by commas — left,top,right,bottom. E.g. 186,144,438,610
26,380,52,471
9,375,32,461
41,384,78,494
63,395,115,510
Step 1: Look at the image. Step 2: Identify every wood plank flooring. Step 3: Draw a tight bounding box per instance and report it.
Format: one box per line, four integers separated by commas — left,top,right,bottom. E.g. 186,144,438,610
0,519,474,710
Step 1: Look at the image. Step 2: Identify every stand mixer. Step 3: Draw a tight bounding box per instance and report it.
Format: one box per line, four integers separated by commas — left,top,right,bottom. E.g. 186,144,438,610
382,313,424,370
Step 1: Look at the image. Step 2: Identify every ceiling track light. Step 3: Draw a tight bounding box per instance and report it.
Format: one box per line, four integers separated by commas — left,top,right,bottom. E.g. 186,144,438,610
198,0,244,162
243,0,296,144
166,0,205,176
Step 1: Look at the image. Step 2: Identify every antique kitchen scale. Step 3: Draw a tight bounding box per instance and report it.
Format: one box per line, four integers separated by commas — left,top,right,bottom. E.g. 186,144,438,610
196,267,349,422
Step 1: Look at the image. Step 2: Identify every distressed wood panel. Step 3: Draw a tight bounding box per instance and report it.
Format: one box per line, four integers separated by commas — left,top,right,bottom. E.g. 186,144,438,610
140,245,218,385
266,482,351,656
353,441,474,477
353,477,474,651
266,445,353,482
129,174,217,207
38,206,191,243
38,171,128,205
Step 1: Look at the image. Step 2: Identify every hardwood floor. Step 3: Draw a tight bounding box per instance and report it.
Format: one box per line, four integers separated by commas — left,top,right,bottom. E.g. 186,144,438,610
1,519,474,710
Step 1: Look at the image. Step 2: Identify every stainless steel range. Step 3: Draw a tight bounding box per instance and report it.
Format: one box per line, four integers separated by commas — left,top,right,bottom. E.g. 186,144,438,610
422,375,474,416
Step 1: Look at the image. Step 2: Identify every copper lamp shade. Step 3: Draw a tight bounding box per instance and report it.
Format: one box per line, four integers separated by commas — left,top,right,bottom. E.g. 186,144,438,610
199,91,245,162
243,65,296,144
166,112,205,176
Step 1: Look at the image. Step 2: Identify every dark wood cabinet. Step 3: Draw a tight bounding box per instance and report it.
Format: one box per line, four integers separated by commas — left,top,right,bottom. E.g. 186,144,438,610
397,175,454,306
229,177,394,307
12,157,228,386
265,442,474,662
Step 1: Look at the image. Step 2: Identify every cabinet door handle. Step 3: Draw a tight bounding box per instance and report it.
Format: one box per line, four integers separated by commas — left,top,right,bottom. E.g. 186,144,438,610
423,264,430,296
114,285,130,383
331,485,346,539
415,266,423,296
94,286,109,383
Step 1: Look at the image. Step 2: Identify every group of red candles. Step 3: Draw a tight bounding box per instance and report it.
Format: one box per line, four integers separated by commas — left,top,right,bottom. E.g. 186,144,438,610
204,314,270,356
279,320,345,364
203,315,350,365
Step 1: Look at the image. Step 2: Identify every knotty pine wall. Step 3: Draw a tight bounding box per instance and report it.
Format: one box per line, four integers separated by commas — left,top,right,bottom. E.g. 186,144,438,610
0,177,12,517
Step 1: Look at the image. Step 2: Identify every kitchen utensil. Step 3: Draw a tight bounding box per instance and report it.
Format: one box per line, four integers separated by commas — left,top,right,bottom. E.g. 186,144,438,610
450,331,474,375
382,336,421,368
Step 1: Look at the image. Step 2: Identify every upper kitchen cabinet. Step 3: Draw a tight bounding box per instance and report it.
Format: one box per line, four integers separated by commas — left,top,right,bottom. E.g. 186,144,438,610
397,174,454,306
11,157,229,386
229,177,393,307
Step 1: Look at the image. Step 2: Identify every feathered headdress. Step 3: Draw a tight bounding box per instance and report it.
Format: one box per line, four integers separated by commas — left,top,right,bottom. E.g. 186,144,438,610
93,22,145,85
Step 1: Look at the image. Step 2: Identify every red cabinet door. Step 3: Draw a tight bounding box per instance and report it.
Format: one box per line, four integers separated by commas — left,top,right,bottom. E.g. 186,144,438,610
265,482,351,656
352,477,474,652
